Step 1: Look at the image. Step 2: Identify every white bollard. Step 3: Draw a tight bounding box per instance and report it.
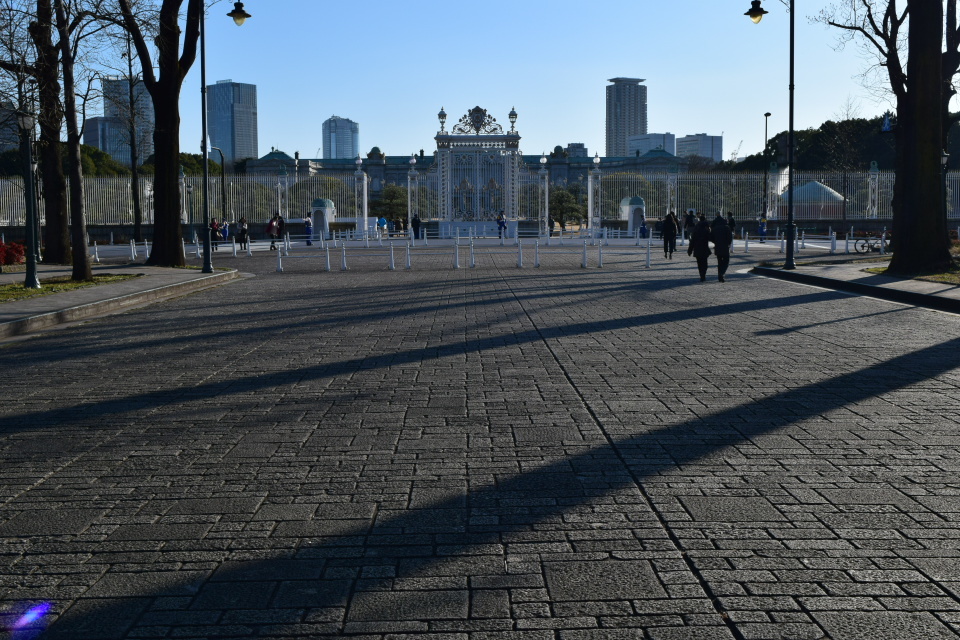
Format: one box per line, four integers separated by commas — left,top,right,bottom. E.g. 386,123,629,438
795,231,800,253
470,240,476,268
535,239,540,268
456,228,460,246
405,243,412,269
246,240,252,257
232,237,237,257
598,238,603,268
603,227,609,246
341,244,348,270
517,239,523,268
130,239,137,260
645,231,651,268
500,231,505,247
92,241,100,263
845,233,850,254
389,242,396,270
364,234,370,249
453,243,460,269
143,239,149,256
325,245,331,271
582,240,588,268
635,228,641,247
424,229,429,246
110,231,114,245
195,240,202,258
800,230,806,249
276,245,283,272
830,232,836,255
880,231,887,255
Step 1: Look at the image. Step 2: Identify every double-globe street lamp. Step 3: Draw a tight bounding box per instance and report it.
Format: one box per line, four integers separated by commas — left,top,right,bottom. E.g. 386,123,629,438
762,111,771,222
745,0,797,270
16,110,39,289
196,1,251,272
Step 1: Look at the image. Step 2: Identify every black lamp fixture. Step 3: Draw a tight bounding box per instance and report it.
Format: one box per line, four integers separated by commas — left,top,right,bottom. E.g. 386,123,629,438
745,0,768,23
227,2,251,26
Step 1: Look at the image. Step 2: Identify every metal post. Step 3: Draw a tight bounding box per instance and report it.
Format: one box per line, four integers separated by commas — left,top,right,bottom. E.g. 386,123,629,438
93,241,100,263
341,244,347,270
276,244,283,272
830,232,836,255
582,240,588,268
454,242,460,269
325,245,331,271
405,243,411,269
645,231,651,268
517,239,523,268
744,233,750,254
246,241,252,257
880,231,886,256
784,0,797,270
199,6,212,273
597,238,603,268
130,239,136,260
232,237,237,257
470,240,476,268
389,242,395,270
535,239,540,267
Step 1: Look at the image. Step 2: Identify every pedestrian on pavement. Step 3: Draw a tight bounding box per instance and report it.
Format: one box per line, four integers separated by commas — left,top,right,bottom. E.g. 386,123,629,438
726,211,736,237
496,212,507,239
377,216,388,238
549,216,556,237
687,217,713,282
221,220,230,243
411,213,422,240
758,216,767,243
209,218,220,251
662,211,678,259
237,217,249,250
267,213,282,250
304,213,314,246
712,214,733,282
683,209,696,241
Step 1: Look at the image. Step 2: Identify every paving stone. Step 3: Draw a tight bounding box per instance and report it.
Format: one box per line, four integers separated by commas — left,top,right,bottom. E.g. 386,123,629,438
543,559,666,601
812,611,958,639
680,497,785,523
347,589,469,621
0,509,104,536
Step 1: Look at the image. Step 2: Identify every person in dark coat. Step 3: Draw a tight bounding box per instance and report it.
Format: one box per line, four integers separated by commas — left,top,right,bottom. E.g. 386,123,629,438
683,209,697,240
726,211,736,237
411,213,421,240
712,214,733,282
687,218,712,282
662,211,678,259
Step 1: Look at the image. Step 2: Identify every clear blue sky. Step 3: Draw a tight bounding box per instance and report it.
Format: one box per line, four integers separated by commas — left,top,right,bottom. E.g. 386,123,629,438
176,0,899,163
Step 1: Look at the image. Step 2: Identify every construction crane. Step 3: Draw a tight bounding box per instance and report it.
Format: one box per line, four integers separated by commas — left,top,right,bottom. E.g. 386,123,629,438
730,140,743,163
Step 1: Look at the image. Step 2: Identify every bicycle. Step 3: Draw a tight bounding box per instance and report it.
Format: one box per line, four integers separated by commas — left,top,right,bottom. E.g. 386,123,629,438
854,236,891,254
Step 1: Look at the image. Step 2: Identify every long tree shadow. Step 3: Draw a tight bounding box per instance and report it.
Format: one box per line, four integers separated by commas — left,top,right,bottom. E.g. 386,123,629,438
0,289,853,435
15,334,958,639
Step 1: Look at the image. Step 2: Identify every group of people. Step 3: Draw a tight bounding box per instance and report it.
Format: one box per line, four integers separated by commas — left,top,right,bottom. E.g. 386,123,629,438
659,209,735,282
207,217,249,251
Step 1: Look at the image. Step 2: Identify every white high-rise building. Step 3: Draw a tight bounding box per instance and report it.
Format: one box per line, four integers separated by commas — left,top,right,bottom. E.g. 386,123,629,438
605,77,648,157
322,116,360,159
627,133,676,157
676,134,723,163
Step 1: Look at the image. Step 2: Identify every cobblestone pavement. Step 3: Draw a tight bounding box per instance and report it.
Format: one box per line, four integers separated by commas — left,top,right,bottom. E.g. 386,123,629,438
2,247,960,640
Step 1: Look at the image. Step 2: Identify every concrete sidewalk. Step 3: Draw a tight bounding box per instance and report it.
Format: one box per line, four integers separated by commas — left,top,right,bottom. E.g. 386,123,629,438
0,262,240,340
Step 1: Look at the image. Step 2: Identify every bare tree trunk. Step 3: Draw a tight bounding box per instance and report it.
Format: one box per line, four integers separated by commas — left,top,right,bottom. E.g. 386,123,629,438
125,33,143,242
28,0,69,264
54,0,90,280
148,74,182,266
889,0,950,274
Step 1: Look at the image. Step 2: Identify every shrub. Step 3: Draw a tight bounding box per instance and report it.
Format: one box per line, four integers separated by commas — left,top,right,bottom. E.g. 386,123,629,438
0,241,25,265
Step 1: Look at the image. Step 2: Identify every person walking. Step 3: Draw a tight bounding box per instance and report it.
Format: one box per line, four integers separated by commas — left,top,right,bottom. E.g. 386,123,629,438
496,212,507,239
267,213,282,250
662,211,678,259
712,213,733,282
237,217,249,251
726,212,736,238
687,216,712,282
758,216,767,243
411,213,422,240
683,209,697,242
304,213,314,246
209,218,220,251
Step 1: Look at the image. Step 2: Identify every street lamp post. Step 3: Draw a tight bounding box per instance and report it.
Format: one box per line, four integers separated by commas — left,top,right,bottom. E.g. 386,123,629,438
942,151,950,230
211,145,228,228
763,111,771,220
746,0,796,270
17,110,39,289
187,183,195,240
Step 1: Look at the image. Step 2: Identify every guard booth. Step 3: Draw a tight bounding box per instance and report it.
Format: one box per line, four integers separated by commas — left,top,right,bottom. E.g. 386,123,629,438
310,198,336,238
621,196,646,234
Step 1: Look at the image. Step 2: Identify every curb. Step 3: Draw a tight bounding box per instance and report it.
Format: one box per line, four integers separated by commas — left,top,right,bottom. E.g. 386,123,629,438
0,269,240,339
751,266,960,315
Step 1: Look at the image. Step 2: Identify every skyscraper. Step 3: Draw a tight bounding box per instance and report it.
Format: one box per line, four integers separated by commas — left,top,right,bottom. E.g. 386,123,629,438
322,116,359,159
676,133,723,163
605,77,648,157
207,80,258,168
84,76,154,167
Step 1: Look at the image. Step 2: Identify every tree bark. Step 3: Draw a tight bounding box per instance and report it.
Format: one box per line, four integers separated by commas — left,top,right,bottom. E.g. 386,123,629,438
28,0,69,265
888,0,951,274
54,0,91,280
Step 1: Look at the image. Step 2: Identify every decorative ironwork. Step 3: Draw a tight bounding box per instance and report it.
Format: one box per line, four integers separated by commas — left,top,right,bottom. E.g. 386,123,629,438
451,106,505,135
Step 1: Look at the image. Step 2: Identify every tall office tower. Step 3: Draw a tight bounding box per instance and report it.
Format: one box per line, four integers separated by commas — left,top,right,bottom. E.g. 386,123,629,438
676,133,723,163
94,76,155,166
605,77,648,157
322,116,360,159
627,133,676,157
207,79,258,168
